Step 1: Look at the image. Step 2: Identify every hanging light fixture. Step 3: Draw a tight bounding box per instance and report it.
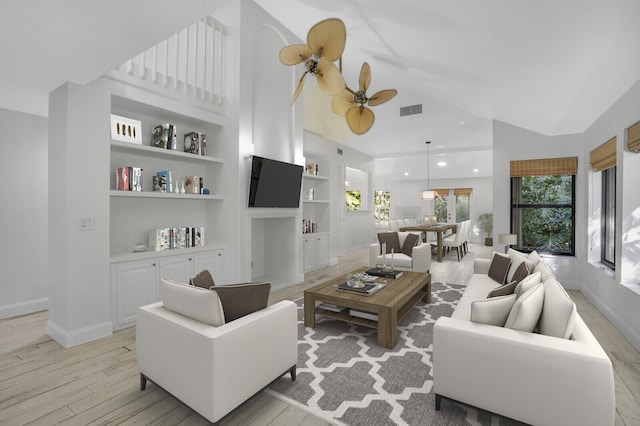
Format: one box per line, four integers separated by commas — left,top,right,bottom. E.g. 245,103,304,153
421,141,435,200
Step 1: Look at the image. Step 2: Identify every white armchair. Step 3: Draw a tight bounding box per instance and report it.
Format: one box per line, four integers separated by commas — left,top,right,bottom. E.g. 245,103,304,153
137,279,298,425
369,231,431,273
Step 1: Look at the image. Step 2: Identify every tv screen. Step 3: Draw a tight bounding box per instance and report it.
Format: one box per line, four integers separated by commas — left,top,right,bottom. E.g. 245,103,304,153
248,155,304,208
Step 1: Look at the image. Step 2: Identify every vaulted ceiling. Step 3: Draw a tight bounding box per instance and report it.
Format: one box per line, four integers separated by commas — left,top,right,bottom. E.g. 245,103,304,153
2,0,639,180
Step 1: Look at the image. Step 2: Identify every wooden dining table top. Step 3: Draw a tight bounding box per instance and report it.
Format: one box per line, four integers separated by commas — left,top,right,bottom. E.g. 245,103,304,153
400,223,457,232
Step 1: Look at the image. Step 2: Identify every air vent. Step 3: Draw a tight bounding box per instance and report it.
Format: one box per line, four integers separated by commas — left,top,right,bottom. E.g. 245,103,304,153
337,148,343,155
400,104,422,117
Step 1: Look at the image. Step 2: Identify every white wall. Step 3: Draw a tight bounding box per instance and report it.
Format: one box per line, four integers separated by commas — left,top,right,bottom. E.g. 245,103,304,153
580,77,640,351
0,108,49,318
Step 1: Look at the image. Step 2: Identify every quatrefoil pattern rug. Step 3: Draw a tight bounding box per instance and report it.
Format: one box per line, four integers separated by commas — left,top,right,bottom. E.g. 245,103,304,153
267,282,503,426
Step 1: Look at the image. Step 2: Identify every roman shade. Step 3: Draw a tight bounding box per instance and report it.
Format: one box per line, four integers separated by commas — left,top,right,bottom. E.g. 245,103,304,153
453,188,472,196
432,189,448,197
589,137,616,171
510,157,578,177
628,121,640,153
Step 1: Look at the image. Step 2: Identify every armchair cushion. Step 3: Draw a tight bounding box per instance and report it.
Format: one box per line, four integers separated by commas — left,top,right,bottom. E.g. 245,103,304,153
160,277,225,326
190,269,215,289
378,232,401,254
401,233,420,256
211,282,271,322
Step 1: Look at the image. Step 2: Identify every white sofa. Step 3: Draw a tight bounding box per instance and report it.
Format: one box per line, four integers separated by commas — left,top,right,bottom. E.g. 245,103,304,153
433,252,615,426
137,279,298,425
369,231,431,273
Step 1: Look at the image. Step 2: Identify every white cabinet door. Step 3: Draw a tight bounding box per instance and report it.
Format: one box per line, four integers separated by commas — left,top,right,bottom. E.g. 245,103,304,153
159,254,194,283
193,249,224,284
112,259,159,329
303,236,317,271
316,234,329,267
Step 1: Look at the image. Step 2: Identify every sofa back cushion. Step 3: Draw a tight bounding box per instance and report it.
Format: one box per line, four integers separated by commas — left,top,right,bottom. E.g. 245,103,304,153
514,271,541,297
487,252,511,284
160,277,225,326
539,276,577,339
211,282,271,322
504,283,544,332
470,294,517,326
533,260,555,281
378,232,401,254
401,232,420,256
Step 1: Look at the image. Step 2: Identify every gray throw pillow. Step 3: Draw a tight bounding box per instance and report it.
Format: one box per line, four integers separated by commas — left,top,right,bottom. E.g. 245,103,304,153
487,253,511,284
211,282,271,322
487,281,518,298
511,262,530,284
190,269,215,289
401,233,420,256
378,232,402,254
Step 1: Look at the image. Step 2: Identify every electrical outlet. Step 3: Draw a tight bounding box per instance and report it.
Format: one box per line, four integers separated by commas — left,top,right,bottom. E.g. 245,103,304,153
77,217,95,231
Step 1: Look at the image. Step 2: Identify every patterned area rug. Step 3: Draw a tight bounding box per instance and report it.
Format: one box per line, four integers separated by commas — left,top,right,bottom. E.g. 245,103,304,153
267,282,501,426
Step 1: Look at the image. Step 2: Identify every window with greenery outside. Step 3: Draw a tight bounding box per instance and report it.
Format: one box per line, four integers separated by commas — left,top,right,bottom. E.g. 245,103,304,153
456,195,470,221
374,190,391,223
511,174,575,255
435,194,448,223
346,190,361,211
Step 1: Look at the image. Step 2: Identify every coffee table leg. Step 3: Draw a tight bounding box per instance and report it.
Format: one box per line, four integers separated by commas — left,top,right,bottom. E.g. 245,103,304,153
303,293,315,328
422,275,432,304
378,307,397,349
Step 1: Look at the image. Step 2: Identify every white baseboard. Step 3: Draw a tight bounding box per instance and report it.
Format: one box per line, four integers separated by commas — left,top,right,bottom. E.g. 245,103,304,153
581,286,640,353
47,319,113,348
0,298,49,320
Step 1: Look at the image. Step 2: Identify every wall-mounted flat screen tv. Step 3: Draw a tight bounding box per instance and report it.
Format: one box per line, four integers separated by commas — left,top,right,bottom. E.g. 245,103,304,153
248,155,304,208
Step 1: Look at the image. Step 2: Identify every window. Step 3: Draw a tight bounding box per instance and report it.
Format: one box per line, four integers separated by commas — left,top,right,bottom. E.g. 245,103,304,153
510,157,577,255
374,190,391,224
345,190,361,211
435,192,448,223
454,188,471,222
601,167,616,268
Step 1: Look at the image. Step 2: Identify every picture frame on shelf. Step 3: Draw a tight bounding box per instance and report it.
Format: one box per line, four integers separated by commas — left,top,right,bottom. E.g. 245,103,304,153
110,114,142,144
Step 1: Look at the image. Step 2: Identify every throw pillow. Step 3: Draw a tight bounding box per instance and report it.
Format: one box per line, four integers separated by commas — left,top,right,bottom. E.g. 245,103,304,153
211,281,271,322
401,233,420,256
471,294,517,326
506,252,535,283
533,261,555,281
510,262,530,284
507,248,541,269
487,252,511,284
378,232,402,255
538,276,577,339
487,281,518,298
514,271,541,298
504,282,544,332
190,269,215,289
160,277,225,326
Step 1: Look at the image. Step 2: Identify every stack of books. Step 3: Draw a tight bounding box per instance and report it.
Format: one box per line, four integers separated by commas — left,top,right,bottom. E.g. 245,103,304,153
365,268,403,279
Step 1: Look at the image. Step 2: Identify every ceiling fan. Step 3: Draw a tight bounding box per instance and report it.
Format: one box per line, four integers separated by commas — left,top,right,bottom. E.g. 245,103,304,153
279,18,347,106
332,62,397,135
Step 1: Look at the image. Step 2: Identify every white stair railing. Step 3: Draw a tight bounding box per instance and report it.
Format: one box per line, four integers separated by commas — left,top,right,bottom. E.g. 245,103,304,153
108,16,227,112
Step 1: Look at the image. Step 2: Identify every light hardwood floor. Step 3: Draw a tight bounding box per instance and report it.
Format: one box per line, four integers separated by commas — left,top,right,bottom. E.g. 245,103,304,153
1,245,638,425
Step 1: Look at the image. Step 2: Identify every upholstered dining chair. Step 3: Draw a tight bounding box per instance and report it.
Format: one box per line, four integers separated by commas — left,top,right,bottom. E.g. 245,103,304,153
442,221,467,261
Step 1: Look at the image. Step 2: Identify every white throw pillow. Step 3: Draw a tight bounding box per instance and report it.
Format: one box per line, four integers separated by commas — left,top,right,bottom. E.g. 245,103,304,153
539,276,577,339
514,271,541,297
504,283,544,332
506,251,535,284
508,248,541,269
533,261,555,281
470,294,517,326
160,277,225,326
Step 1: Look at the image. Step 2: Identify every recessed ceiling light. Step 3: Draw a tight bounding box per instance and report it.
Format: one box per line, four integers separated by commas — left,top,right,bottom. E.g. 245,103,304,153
459,120,465,125
404,172,409,176
473,168,479,173
437,162,446,167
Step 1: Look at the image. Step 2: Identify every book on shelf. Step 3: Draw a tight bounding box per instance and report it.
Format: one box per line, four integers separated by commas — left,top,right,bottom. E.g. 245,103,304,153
365,268,403,279
148,226,205,251
336,281,386,295
116,167,143,191
152,124,171,149
349,309,378,321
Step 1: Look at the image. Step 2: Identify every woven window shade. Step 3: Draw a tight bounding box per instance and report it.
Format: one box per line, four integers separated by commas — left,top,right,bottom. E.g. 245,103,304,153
628,121,640,153
589,137,616,171
510,157,578,177
454,188,472,196
432,189,448,197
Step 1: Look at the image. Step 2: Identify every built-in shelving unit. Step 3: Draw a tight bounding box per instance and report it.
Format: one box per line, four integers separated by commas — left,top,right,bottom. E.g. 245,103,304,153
302,154,331,271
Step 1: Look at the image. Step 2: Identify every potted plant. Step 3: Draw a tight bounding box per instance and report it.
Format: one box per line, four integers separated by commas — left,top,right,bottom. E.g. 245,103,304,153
477,213,493,246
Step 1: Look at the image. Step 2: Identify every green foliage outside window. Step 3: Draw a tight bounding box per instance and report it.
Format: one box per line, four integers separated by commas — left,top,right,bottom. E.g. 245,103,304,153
435,195,448,223
374,190,391,223
456,195,470,221
346,190,361,211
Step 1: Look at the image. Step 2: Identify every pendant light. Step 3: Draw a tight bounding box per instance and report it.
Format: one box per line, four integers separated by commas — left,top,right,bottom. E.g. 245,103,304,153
421,141,435,200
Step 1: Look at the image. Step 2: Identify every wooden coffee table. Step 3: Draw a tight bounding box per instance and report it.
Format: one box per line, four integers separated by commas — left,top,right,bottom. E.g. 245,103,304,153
303,269,432,349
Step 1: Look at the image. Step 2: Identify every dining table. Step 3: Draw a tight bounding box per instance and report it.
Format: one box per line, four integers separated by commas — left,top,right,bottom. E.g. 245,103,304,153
399,223,458,262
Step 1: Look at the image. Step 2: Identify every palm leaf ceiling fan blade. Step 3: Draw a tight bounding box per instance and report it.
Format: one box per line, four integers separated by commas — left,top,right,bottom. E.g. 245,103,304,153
316,58,346,96
359,62,371,92
289,72,307,106
307,18,346,61
346,106,375,135
279,44,312,65
368,89,398,106
331,91,356,116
